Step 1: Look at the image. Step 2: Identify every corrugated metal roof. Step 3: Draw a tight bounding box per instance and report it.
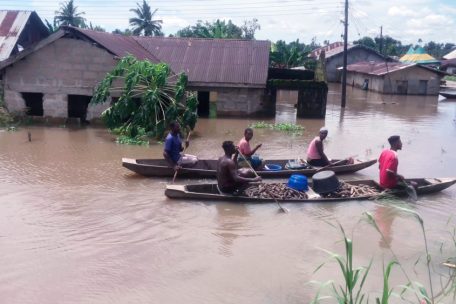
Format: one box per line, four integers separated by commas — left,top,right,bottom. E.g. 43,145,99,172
400,46,439,65
0,11,31,61
345,61,444,76
134,36,270,87
309,42,345,58
66,27,159,62
443,49,456,60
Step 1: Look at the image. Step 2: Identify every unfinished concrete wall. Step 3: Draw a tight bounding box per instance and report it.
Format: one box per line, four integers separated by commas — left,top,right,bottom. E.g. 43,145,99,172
326,48,386,82
213,87,268,116
3,38,115,120
347,66,441,95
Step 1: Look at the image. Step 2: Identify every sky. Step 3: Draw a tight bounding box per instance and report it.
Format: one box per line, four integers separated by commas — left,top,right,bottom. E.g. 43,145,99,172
2,0,456,44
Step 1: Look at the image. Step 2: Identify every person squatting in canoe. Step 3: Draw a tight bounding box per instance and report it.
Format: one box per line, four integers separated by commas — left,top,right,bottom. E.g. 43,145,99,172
306,127,332,166
217,141,261,194
378,135,416,189
237,127,263,169
163,121,197,170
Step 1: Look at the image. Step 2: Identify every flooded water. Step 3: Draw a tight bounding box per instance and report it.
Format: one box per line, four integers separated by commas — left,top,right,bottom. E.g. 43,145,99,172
1,84,456,303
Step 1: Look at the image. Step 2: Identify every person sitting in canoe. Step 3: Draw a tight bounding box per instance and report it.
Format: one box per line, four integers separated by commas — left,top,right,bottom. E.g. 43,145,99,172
378,135,416,189
306,127,331,166
163,121,197,170
217,141,261,194
238,127,262,169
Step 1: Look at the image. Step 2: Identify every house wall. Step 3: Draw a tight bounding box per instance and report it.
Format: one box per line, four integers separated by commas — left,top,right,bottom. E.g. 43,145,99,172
347,66,441,95
326,48,386,82
3,38,115,120
189,86,269,116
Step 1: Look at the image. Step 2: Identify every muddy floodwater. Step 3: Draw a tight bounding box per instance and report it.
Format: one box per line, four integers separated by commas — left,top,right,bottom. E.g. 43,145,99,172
1,84,456,303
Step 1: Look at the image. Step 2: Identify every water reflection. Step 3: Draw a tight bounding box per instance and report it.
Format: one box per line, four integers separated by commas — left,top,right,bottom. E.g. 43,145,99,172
0,84,455,303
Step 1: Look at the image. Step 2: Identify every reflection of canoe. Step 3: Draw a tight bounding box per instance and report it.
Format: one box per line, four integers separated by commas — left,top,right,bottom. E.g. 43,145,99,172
122,158,377,178
440,92,456,99
165,178,456,202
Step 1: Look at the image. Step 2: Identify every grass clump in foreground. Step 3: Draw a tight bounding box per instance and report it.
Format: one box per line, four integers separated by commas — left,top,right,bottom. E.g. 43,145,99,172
311,207,456,304
249,121,304,134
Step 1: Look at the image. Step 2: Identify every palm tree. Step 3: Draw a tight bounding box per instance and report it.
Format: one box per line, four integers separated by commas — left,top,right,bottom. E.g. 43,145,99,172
54,0,86,27
129,0,163,36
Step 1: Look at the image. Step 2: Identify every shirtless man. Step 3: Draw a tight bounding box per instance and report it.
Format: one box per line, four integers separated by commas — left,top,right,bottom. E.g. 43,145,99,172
217,141,261,194
306,127,331,166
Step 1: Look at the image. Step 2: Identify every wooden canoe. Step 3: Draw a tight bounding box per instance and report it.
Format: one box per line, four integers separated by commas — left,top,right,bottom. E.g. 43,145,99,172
165,178,456,203
440,92,456,99
122,158,377,178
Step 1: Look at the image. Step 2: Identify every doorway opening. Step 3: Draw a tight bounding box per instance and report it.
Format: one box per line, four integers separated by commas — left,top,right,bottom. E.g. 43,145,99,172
68,95,91,122
21,92,43,116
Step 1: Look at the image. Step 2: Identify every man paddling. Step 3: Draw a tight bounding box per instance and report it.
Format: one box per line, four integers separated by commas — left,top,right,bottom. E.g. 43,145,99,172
163,121,195,170
238,128,262,168
378,135,415,189
217,141,261,194
306,127,331,166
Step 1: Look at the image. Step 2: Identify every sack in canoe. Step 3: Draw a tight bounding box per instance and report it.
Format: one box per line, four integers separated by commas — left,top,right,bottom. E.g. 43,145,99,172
178,154,198,167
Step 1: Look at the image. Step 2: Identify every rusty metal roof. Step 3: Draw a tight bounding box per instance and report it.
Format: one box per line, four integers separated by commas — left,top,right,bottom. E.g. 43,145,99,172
134,36,270,87
345,61,445,76
65,26,159,62
0,11,48,61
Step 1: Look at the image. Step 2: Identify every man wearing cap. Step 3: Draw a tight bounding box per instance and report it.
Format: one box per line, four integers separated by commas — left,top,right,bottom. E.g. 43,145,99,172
306,127,331,166
378,135,404,189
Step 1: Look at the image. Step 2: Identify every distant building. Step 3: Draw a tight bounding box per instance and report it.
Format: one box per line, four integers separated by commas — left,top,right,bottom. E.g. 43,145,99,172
309,42,391,82
0,11,49,61
345,61,445,95
441,59,456,75
400,46,440,66
0,26,271,120
443,49,456,60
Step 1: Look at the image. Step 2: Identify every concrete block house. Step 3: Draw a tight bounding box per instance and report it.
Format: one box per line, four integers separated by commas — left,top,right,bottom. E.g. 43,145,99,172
0,26,271,121
345,61,444,95
310,42,390,82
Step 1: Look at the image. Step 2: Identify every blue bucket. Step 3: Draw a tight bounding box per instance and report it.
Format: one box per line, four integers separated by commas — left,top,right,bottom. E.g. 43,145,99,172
287,174,308,191
264,164,282,171
251,155,262,168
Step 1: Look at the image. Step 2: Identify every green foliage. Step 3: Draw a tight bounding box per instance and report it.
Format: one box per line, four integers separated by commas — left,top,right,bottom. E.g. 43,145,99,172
444,75,456,81
54,0,86,27
268,79,327,90
112,28,133,36
129,0,163,36
176,19,260,39
314,224,372,304
249,121,304,134
270,39,317,69
91,55,198,140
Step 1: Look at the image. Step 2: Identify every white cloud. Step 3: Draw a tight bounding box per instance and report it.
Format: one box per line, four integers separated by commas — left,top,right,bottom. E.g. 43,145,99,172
388,6,417,17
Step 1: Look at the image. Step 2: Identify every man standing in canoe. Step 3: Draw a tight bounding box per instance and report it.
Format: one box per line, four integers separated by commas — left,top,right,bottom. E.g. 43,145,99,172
306,127,331,166
238,128,262,168
378,135,405,189
217,141,261,194
163,121,195,170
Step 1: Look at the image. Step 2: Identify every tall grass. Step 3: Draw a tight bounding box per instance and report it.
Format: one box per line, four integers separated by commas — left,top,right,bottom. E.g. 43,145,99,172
311,206,456,303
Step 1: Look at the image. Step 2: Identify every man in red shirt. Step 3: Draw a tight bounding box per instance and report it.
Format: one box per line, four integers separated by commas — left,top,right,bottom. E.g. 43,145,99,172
378,135,404,189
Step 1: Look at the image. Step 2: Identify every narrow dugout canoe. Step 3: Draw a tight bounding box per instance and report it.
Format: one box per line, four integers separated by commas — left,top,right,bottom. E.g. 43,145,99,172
440,92,456,99
165,178,456,203
122,158,377,178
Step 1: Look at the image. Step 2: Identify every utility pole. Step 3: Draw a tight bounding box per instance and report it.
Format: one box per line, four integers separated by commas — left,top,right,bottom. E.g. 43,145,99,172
379,26,383,54
341,0,348,108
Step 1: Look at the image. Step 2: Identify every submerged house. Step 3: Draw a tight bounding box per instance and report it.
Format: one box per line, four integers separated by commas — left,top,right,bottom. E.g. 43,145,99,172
0,10,49,61
345,61,444,95
0,26,271,121
443,49,456,60
441,59,456,75
309,42,390,82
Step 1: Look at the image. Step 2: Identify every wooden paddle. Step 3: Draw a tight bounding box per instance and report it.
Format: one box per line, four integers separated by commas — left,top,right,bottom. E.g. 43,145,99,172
172,130,192,183
315,155,358,173
399,177,418,201
237,150,288,213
